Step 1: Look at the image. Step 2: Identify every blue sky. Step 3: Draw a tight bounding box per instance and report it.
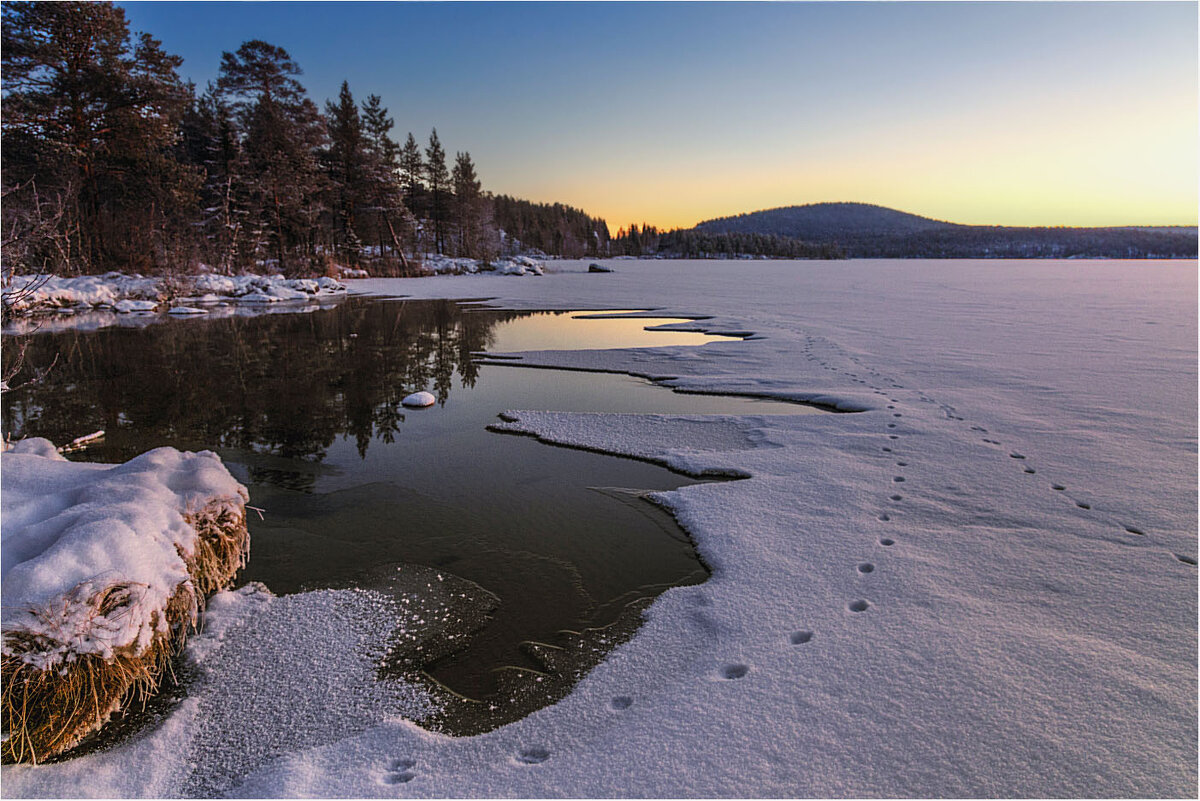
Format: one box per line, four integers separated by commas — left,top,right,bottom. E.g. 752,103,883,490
118,1,1198,228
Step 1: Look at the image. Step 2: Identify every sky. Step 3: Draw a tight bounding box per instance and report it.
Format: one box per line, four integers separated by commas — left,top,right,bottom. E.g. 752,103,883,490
117,1,1198,231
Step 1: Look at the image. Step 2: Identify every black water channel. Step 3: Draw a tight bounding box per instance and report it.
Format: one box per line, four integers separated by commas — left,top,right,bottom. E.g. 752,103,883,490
2,297,823,737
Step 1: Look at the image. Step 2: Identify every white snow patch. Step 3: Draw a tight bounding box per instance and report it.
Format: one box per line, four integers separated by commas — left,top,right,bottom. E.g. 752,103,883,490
114,299,159,313
419,254,545,276
1,443,247,667
401,391,437,408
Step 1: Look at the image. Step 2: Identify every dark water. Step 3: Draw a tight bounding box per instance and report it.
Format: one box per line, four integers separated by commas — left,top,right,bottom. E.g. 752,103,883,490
2,298,820,730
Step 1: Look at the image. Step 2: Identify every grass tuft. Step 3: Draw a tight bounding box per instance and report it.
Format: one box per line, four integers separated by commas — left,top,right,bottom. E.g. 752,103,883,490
1,497,248,764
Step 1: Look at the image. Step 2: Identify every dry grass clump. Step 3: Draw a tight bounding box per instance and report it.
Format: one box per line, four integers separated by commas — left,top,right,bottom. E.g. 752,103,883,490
1,498,249,764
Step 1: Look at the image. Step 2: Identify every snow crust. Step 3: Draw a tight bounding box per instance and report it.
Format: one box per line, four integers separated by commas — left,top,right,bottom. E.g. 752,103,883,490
1,583,435,799
5,259,1195,797
1,442,248,667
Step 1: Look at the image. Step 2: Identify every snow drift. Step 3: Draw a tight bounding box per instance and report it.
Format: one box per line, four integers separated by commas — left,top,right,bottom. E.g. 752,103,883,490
1,440,249,763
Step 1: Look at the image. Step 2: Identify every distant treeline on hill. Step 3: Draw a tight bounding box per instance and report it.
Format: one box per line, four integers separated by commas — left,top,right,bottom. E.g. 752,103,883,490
608,224,842,259
689,203,1197,259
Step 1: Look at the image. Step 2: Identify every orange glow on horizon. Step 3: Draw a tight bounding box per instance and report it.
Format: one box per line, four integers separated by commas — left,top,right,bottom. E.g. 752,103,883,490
499,81,1197,234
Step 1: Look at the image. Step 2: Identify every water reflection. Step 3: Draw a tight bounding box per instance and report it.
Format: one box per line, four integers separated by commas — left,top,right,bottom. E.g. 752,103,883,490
1,299,791,733
3,299,520,477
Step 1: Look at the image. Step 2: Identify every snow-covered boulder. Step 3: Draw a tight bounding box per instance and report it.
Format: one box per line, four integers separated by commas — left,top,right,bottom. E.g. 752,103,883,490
191,274,239,295
401,391,437,408
1,442,250,763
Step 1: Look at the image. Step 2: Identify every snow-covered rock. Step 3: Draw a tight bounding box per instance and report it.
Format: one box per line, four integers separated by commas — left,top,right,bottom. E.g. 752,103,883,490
167,306,207,316
114,299,160,313
401,391,436,408
2,443,248,668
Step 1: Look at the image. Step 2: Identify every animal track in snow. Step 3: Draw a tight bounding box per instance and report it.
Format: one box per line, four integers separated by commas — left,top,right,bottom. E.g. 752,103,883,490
881,446,892,452
1124,526,1146,536
857,563,875,574
1009,453,1025,459
516,747,551,765
1075,501,1091,510
889,494,902,501
848,599,870,612
1051,484,1066,491
1174,554,1197,566
878,513,890,521
896,461,908,466
893,476,905,482
381,758,417,785
721,663,750,680
611,696,633,710
790,630,813,645
1023,467,1036,474
887,423,897,429
879,538,895,546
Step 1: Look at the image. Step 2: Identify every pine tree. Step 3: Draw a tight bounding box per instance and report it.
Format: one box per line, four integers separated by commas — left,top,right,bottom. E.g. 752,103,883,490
178,83,245,272
217,39,327,274
324,81,366,264
361,95,399,170
425,129,450,255
451,151,482,257
359,94,412,270
399,133,424,218
2,0,196,273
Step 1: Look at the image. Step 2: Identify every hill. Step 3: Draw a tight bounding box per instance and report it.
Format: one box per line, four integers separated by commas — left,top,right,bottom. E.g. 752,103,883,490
682,202,1196,259
694,202,955,239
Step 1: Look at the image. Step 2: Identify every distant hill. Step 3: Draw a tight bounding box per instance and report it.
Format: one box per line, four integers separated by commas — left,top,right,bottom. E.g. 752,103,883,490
694,202,955,238
683,202,1197,259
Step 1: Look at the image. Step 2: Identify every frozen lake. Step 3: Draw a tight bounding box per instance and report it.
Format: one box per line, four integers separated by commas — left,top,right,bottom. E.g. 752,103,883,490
1,297,827,742
3,259,1195,798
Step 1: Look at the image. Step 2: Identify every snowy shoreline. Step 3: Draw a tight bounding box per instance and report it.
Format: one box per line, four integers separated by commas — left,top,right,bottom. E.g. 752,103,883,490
2,258,1194,796
1,257,545,332
2,272,348,318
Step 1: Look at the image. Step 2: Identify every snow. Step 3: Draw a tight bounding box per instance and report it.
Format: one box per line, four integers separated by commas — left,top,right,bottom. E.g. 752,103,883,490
414,254,545,276
114,299,159,313
401,391,437,408
1,441,248,668
3,272,346,317
3,258,1194,796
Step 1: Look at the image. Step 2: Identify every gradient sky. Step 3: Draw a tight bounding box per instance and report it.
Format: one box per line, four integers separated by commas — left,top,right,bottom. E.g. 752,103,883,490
117,1,1198,230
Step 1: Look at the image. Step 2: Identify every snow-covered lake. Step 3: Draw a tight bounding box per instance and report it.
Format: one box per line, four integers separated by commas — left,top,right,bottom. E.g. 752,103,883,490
3,259,1195,797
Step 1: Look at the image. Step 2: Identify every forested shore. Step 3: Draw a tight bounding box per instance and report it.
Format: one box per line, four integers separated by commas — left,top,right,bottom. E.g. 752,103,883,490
1,2,621,280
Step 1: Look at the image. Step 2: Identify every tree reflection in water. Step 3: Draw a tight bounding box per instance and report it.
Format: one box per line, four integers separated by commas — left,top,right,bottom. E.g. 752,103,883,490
2,299,522,487
1,298,712,733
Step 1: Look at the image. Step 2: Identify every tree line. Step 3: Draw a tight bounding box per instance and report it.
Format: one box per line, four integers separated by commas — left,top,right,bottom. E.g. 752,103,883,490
609,224,843,259
0,2,616,279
